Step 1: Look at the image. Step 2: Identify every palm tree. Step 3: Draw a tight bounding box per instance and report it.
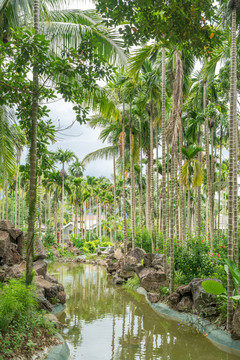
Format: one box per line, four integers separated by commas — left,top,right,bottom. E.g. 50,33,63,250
227,0,239,330
182,145,204,235
54,148,76,248
25,0,39,286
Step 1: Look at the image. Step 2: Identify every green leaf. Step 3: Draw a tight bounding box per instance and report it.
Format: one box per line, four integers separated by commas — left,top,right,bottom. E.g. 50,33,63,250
202,280,225,295
225,259,240,288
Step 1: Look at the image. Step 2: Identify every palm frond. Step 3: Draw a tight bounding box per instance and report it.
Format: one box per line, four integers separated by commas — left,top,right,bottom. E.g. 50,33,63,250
82,145,118,165
42,9,127,64
128,43,161,78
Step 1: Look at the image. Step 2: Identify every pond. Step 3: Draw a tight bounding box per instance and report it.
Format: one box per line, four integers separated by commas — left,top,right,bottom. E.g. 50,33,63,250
48,263,239,360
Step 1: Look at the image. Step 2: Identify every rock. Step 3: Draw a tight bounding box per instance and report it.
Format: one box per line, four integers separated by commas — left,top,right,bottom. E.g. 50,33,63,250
189,278,219,310
0,268,5,281
177,296,193,312
99,259,107,267
152,254,165,269
7,228,24,256
35,276,61,300
0,220,14,230
176,284,191,296
45,274,59,284
45,314,62,328
122,256,138,272
201,306,218,317
114,248,124,261
232,306,240,339
3,261,25,279
147,292,161,303
0,231,9,263
0,230,22,266
58,291,66,304
35,237,48,260
37,289,53,311
127,247,146,263
112,275,125,285
167,292,181,308
143,253,155,267
117,268,135,279
138,267,167,292
106,260,119,273
34,260,47,277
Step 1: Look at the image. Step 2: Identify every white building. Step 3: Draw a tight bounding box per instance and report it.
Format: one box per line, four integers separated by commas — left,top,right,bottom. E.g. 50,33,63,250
62,215,106,241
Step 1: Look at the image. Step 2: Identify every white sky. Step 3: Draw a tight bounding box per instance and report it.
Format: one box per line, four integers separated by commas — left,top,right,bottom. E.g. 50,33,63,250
42,0,113,178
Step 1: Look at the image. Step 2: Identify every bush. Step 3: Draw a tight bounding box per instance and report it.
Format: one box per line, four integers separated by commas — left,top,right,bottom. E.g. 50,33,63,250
174,238,226,285
42,223,56,248
123,274,140,290
135,227,152,253
0,278,55,358
0,278,37,330
84,241,96,253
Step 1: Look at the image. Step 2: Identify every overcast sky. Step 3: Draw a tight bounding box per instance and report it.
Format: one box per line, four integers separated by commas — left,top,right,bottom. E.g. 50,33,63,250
30,0,113,178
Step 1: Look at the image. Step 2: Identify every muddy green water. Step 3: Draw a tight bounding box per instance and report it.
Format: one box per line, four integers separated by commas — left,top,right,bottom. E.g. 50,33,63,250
48,263,239,360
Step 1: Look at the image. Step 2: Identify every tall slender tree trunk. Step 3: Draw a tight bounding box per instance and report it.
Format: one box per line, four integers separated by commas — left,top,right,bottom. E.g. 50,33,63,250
129,111,135,249
166,144,170,238
227,3,237,330
139,134,143,248
156,125,159,250
179,131,184,243
161,47,167,272
218,129,222,233
61,171,65,249
204,82,213,248
113,155,117,250
197,123,203,238
170,146,175,293
122,110,127,259
26,0,39,285
150,109,155,252
5,178,8,220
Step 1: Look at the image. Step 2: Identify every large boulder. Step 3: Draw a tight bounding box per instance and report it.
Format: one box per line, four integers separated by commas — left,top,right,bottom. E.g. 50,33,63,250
0,220,14,230
167,292,181,308
127,247,146,263
114,248,124,261
176,296,193,312
34,260,47,277
189,278,220,311
112,275,125,285
117,269,135,279
35,237,48,260
147,292,161,303
0,231,22,266
35,276,65,302
138,267,168,292
106,259,119,273
152,254,165,270
232,306,240,339
143,253,155,267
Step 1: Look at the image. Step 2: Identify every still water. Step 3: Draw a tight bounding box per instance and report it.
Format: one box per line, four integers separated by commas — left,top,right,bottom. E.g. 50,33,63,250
48,263,239,360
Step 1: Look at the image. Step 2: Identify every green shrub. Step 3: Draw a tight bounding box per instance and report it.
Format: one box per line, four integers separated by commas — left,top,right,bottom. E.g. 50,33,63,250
82,246,90,253
42,223,56,248
0,278,55,359
0,278,37,330
123,274,140,290
84,241,96,253
70,235,85,249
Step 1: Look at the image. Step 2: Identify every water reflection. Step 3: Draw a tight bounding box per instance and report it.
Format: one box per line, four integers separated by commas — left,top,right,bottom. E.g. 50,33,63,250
48,263,239,360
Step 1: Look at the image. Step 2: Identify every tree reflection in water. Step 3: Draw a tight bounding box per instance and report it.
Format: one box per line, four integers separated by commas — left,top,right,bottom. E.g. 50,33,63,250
48,263,239,360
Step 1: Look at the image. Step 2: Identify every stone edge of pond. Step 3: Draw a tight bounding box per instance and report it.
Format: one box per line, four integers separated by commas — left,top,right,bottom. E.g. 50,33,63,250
43,334,70,360
137,286,240,357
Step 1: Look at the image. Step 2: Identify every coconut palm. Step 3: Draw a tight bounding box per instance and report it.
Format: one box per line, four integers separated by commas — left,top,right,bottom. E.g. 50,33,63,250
227,0,240,330
54,148,76,247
